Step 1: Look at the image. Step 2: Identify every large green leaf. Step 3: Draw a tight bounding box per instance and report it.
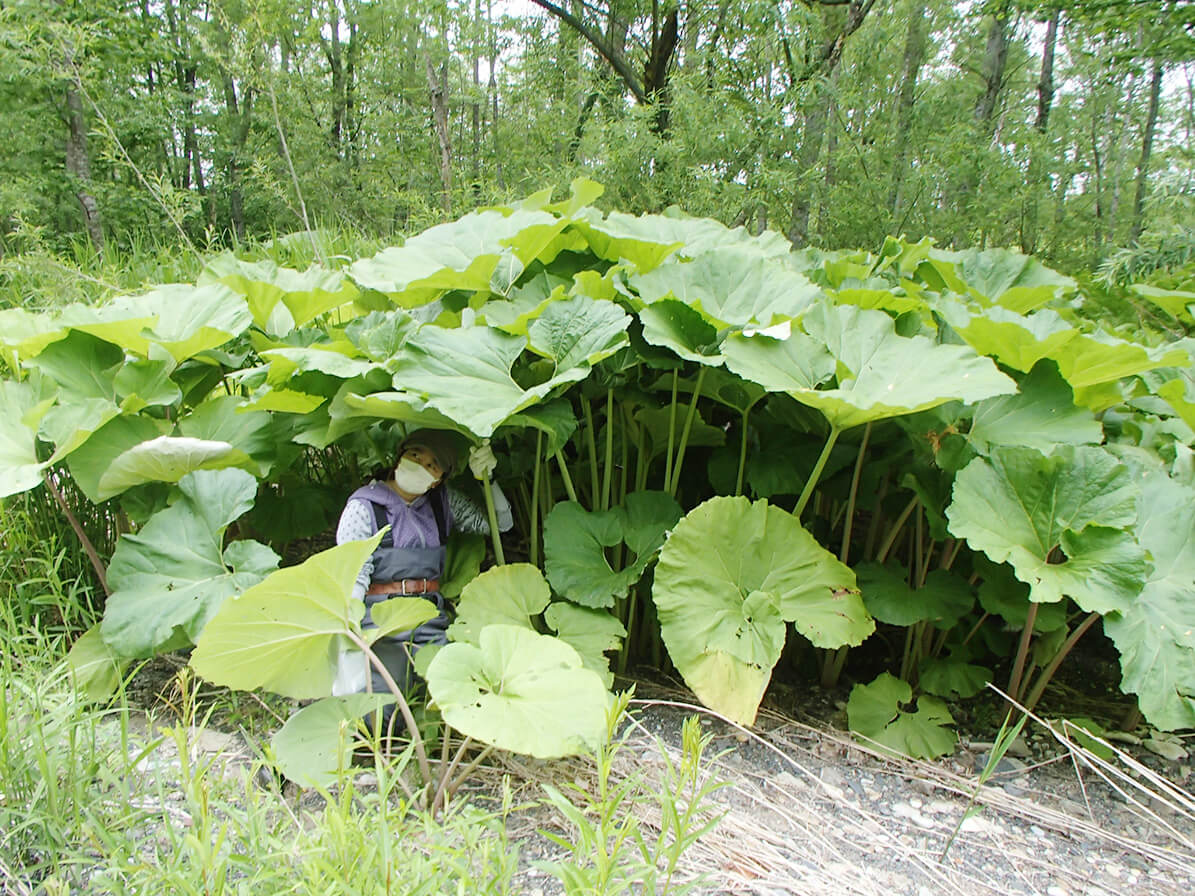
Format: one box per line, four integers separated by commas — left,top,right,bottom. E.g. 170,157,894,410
638,299,725,365
968,361,1102,455
946,447,1148,612
527,295,630,372
189,533,397,699
260,345,376,385
544,603,626,688
653,496,871,724
121,284,253,362
344,309,420,363
0,378,54,496
96,436,252,499
846,673,957,760
544,492,682,608
943,304,1183,409
390,325,582,438
64,415,170,503
201,254,359,332
66,624,130,702
793,303,1016,430
177,395,280,476
348,209,567,304
102,469,280,657
1104,473,1195,730
930,247,1075,313
630,249,821,329
721,327,836,395
572,208,789,272
270,694,394,788
855,565,974,629
447,563,551,645
426,624,610,758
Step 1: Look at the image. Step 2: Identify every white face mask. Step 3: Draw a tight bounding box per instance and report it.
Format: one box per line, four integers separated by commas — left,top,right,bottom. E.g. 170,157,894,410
394,457,438,496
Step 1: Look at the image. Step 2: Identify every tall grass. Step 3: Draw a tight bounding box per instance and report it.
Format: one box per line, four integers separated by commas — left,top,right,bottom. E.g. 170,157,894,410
0,495,523,894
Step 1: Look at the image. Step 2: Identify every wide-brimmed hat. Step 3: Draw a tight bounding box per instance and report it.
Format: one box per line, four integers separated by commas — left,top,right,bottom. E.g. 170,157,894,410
399,428,466,477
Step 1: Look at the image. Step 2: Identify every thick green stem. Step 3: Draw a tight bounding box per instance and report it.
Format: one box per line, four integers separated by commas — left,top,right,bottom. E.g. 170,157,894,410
875,494,918,565
345,630,431,787
583,396,600,504
840,422,871,564
1007,602,1040,705
1022,612,1100,713
735,407,752,497
602,388,615,511
554,451,578,503
618,585,638,675
529,432,543,567
820,645,849,688
668,367,707,497
664,370,679,490
793,425,841,519
481,470,505,565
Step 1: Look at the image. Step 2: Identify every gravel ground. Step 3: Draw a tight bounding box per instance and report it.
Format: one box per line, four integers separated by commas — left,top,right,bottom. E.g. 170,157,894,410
102,667,1194,896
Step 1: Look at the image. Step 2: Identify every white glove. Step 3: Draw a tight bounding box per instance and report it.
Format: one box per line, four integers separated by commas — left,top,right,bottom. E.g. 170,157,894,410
331,639,368,696
468,439,498,480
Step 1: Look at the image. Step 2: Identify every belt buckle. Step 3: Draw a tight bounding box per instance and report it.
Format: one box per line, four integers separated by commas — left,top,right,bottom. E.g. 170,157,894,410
401,579,412,595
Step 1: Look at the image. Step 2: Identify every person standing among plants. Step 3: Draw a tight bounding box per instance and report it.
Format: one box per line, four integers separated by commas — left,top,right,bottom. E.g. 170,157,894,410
332,428,512,735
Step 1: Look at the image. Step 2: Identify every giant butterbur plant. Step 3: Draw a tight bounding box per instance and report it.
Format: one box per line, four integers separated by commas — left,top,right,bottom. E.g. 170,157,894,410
3,180,1192,767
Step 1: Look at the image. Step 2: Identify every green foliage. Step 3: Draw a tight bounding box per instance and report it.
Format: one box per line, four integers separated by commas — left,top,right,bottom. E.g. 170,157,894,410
5,187,1195,753
847,673,957,760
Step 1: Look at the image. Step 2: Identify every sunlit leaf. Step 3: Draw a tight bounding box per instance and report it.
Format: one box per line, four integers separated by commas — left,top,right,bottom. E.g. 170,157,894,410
190,533,384,699
653,496,870,724
427,624,609,758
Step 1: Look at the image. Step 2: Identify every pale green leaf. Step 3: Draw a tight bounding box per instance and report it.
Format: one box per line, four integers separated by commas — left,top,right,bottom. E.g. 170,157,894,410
66,625,130,702
946,447,1148,612
427,624,609,758
794,303,1016,430
102,470,280,657
544,603,626,688
630,249,820,329
653,496,870,724
270,694,393,788
447,563,550,645
527,295,630,372
968,361,1102,455
190,533,383,699
1104,473,1195,730
96,436,251,499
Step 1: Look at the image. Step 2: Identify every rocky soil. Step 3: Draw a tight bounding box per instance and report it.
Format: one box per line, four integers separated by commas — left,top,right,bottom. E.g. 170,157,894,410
112,665,1194,896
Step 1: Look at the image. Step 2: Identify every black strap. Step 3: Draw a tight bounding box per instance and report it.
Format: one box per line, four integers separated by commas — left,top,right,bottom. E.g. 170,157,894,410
371,502,392,547
429,486,449,544
369,489,448,546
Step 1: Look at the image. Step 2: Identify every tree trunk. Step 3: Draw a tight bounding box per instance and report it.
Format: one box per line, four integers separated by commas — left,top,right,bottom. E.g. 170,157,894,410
888,0,928,229
1023,8,1060,254
953,12,1009,247
1130,60,1164,241
425,55,454,214
64,83,104,251
786,85,834,247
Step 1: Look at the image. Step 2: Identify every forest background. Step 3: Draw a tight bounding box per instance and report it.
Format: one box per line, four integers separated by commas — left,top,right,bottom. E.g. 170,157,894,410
1,0,1193,280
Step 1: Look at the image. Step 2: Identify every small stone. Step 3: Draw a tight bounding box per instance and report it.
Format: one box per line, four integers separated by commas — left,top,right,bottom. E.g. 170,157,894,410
892,801,936,829
959,814,1002,835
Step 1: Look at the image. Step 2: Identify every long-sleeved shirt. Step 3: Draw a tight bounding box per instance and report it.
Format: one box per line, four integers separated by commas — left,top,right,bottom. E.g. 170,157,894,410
336,480,513,599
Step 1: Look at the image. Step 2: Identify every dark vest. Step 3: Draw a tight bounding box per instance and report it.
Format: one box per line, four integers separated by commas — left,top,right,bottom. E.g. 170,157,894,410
363,488,449,609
